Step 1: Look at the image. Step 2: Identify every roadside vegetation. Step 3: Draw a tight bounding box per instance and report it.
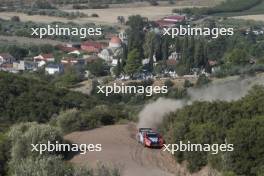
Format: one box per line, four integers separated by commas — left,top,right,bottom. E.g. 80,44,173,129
0,1,264,175
160,85,264,175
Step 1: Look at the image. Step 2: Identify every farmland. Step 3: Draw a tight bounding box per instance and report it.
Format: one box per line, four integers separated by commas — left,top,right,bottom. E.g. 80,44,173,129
232,14,264,22
0,0,225,25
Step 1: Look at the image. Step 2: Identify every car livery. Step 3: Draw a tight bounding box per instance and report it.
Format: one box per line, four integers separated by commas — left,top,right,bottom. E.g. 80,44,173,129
136,128,165,148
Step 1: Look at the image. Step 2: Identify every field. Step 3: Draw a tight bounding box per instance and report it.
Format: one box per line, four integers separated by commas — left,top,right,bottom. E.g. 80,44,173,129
0,6,202,25
0,35,63,45
0,0,224,25
63,5,206,25
232,14,264,22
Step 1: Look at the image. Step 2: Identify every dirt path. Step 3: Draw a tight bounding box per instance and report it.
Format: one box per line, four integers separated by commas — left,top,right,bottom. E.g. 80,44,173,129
64,124,217,176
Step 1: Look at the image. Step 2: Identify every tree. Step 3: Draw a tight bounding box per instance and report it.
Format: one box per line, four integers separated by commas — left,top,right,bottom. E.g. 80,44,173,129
11,16,20,22
8,123,64,163
161,36,169,61
53,68,83,88
227,116,264,175
226,48,249,65
87,59,108,76
12,156,71,176
113,58,122,77
0,134,9,176
126,15,146,57
6,45,28,60
33,0,54,9
117,16,125,25
144,32,161,71
143,32,156,59
194,40,205,68
124,49,142,77
196,74,210,87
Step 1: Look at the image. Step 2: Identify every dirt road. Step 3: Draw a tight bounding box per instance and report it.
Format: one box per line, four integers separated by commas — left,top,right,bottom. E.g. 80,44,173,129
64,124,216,176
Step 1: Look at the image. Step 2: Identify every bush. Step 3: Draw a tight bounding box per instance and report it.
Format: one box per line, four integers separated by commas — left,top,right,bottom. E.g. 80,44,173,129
56,109,101,134
11,16,20,22
149,0,159,6
8,123,64,163
183,80,193,88
56,109,83,134
12,156,71,176
160,86,264,175
91,13,99,17
196,74,210,87
164,79,174,88
56,105,124,134
0,134,9,176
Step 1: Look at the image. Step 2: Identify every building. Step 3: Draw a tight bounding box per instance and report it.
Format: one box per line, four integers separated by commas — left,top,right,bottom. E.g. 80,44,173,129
81,41,103,53
45,64,63,75
13,61,37,71
0,64,17,73
156,15,186,28
109,36,122,48
98,36,123,65
119,31,128,45
61,57,80,65
0,53,16,65
34,54,55,62
168,51,182,60
57,45,80,54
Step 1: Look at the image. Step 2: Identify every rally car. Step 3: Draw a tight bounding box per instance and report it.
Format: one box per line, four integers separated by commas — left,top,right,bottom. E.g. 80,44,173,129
136,128,165,148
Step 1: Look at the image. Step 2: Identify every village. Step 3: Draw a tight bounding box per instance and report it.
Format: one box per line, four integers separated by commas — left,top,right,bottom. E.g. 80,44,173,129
0,12,263,84
0,14,213,79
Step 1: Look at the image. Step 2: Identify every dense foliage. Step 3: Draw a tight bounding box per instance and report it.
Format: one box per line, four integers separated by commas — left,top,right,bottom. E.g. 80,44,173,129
7,122,120,176
0,72,96,125
160,85,264,175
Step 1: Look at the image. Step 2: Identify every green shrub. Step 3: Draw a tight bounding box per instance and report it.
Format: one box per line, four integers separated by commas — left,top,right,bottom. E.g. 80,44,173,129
164,79,174,88
196,74,211,87
12,156,71,176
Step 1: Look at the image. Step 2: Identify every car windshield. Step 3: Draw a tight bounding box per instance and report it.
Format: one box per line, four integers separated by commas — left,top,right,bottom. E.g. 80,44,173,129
147,133,158,138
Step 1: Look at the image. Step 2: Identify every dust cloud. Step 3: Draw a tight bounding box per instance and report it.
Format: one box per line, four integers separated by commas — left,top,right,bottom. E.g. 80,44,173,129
137,75,264,128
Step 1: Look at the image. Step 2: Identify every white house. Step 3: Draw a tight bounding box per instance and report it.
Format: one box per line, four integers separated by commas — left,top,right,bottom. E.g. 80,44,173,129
0,53,16,65
34,54,55,62
13,61,38,71
68,50,81,55
45,64,63,75
98,36,123,65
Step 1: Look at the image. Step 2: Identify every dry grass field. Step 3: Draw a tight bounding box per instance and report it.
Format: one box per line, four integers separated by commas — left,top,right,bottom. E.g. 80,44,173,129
0,35,63,45
232,15,264,22
0,0,224,25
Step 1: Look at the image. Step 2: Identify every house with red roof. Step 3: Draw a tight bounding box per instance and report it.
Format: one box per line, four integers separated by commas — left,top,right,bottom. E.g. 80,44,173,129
81,41,103,53
156,15,186,28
